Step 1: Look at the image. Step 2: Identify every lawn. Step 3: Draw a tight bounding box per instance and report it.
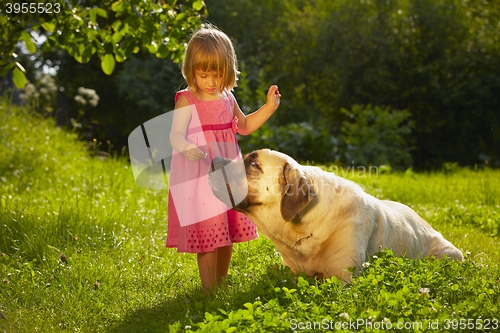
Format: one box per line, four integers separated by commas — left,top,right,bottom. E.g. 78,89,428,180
0,98,499,332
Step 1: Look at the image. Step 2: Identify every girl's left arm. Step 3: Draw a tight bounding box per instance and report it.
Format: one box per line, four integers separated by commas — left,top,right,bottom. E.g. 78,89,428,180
234,85,281,136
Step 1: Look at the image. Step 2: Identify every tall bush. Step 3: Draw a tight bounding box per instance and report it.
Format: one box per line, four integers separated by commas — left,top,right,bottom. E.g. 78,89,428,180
238,122,339,163
207,0,500,169
238,104,413,168
340,105,414,169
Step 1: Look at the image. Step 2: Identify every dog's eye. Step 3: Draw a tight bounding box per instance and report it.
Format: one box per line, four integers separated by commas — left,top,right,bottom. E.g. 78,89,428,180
248,161,262,172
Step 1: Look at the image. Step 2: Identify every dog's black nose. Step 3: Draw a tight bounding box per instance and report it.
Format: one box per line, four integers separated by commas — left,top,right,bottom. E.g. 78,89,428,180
208,157,248,209
211,157,231,172
211,157,223,172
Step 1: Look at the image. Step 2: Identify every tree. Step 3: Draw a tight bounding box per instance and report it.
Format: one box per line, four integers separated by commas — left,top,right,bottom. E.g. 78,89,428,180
0,0,206,88
207,0,500,168
50,52,183,151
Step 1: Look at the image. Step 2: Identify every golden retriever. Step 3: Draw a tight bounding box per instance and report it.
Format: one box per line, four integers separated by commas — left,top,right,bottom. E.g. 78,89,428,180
208,149,463,282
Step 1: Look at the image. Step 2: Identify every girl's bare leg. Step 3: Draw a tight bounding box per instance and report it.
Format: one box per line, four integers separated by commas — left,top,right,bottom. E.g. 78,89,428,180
197,251,217,293
216,245,233,284
197,245,233,293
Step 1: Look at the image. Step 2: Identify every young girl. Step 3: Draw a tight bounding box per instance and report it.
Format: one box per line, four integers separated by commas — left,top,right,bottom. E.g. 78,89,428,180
166,25,281,292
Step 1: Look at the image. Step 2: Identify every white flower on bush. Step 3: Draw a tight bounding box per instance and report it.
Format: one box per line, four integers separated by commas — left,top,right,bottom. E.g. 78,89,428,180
19,82,39,102
74,95,87,105
74,87,99,107
362,262,370,268
19,75,59,114
39,75,57,98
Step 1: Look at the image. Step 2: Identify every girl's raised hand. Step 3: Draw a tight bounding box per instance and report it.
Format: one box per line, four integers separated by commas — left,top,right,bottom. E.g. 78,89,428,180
266,85,281,111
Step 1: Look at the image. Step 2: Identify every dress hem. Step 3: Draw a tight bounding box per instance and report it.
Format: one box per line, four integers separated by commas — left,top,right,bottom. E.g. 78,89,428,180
166,236,259,253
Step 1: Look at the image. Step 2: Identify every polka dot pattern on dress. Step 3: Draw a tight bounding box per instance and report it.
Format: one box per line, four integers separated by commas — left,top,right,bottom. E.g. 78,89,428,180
182,212,257,253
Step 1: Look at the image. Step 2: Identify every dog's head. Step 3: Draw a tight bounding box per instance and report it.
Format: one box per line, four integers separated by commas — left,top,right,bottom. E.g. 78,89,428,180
208,149,315,222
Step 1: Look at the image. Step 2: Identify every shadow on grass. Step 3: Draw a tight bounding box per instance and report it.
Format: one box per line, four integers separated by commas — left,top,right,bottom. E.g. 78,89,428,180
107,264,297,333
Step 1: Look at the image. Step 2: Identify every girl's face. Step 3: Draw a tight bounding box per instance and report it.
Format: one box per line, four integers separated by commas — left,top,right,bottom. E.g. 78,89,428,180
194,69,223,99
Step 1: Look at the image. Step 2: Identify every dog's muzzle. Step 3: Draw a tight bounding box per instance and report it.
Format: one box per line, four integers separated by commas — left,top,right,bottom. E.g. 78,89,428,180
208,157,248,208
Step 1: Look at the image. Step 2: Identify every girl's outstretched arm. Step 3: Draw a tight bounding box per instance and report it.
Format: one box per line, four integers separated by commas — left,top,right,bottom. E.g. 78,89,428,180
234,85,281,136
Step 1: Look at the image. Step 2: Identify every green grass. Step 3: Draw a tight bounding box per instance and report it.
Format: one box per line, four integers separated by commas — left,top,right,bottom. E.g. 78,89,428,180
0,97,499,332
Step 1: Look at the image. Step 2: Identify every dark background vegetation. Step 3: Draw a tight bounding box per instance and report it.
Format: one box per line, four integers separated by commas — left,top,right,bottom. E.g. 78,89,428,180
7,0,500,170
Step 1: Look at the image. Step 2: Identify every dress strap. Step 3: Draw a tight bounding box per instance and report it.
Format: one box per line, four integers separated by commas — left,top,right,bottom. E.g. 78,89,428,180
225,90,235,105
175,89,195,104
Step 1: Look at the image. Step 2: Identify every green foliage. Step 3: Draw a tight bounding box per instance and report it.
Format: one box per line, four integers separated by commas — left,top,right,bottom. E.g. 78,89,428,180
0,0,206,87
11,67,26,88
340,104,414,169
177,250,499,332
5,0,497,169
440,203,500,238
208,0,500,168
115,54,181,115
238,104,413,168
238,122,338,163
0,97,183,331
1,99,499,332
48,52,181,150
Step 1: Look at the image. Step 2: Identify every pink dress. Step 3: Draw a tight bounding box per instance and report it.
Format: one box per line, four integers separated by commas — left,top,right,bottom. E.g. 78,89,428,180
166,88,258,253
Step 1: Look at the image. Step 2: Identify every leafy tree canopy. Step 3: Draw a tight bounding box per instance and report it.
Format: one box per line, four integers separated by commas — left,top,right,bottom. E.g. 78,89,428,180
0,0,206,88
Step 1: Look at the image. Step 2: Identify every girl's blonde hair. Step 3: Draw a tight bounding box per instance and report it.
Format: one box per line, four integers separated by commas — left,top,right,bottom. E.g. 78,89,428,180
182,24,239,91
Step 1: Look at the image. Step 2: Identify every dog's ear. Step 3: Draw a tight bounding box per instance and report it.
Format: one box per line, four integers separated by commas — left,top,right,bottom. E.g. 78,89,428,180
280,163,315,222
